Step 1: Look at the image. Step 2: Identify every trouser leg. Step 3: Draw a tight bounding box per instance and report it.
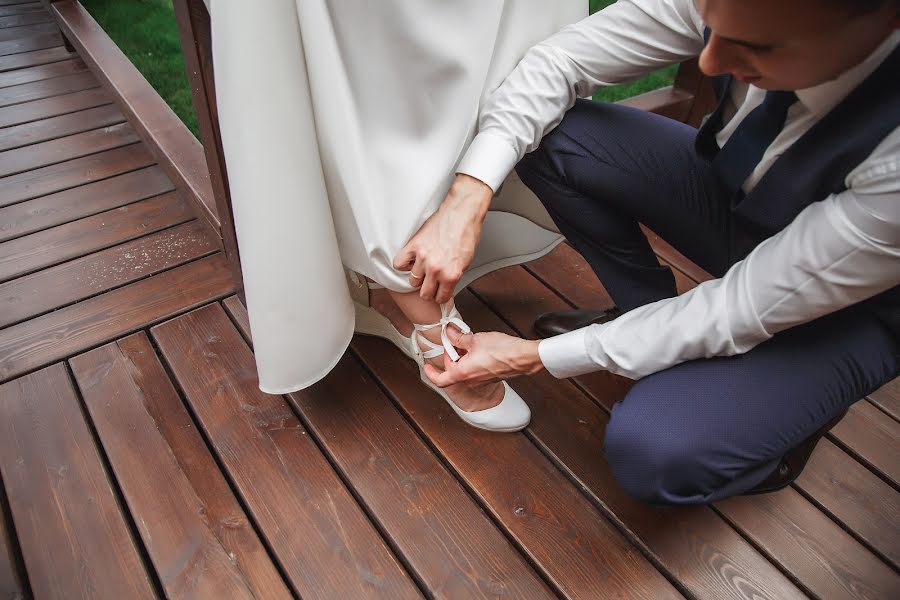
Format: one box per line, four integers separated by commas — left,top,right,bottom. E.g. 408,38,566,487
603,309,900,505
515,99,732,311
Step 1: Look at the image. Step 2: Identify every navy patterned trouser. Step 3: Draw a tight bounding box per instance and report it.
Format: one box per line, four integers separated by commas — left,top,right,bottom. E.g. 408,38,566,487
515,99,899,504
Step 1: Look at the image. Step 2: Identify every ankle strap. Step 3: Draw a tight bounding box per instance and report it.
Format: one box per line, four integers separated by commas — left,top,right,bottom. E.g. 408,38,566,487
413,301,471,362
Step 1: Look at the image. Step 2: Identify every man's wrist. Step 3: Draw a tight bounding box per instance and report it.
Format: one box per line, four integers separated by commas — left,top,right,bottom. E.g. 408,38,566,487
517,339,545,375
445,173,493,220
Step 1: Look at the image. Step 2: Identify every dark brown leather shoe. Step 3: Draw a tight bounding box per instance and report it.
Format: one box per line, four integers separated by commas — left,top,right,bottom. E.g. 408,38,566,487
533,307,623,339
743,408,849,496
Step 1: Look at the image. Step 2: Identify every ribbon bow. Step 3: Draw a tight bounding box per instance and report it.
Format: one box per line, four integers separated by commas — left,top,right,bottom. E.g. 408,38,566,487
413,301,472,362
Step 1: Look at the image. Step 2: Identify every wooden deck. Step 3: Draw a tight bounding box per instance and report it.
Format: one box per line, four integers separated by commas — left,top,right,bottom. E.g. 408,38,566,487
0,3,898,598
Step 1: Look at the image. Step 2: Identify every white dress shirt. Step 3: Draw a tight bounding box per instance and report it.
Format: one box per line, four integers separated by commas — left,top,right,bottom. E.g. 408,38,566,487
456,0,900,380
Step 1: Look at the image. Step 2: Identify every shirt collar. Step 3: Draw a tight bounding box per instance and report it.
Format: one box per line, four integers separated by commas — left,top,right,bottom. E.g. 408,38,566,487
795,31,899,118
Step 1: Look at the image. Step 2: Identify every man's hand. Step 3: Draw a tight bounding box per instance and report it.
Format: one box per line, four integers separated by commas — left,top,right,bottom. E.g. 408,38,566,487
394,174,493,303
423,326,544,387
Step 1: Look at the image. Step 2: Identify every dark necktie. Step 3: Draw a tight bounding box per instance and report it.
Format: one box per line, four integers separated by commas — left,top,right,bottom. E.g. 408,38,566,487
711,89,799,195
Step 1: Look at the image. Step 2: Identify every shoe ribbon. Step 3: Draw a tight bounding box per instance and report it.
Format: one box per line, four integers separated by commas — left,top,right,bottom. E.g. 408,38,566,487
413,301,471,362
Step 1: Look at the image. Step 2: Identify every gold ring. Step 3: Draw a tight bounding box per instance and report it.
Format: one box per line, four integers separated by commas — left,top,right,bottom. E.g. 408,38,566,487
409,272,424,281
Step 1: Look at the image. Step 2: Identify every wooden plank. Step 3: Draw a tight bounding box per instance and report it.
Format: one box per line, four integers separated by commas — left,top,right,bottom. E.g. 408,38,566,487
459,280,804,599
0,85,110,127
70,334,291,600
869,378,900,422
0,220,218,327
0,70,96,107
52,0,220,232
0,121,139,177
0,10,54,28
0,1,41,7
798,439,900,569
0,253,233,382
151,304,422,599
0,4,43,17
0,363,157,599
830,400,900,488
488,252,900,596
0,46,73,72
222,298,558,599
351,334,681,599
0,32,62,56
0,102,125,153
0,191,193,282
0,21,57,41
0,56,87,88
0,165,172,243
720,489,900,599
0,142,156,208
0,486,25,600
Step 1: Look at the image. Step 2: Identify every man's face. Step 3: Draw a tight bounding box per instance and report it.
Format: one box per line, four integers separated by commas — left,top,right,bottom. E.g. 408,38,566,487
696,0,898,90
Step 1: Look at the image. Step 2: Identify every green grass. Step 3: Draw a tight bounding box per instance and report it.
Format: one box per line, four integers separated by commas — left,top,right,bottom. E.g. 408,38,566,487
79,1,674,138
80,0,199,137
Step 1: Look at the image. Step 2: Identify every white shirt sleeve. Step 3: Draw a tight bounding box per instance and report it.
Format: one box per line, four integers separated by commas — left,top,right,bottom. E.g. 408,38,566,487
456,0,705,191
539,130,900,380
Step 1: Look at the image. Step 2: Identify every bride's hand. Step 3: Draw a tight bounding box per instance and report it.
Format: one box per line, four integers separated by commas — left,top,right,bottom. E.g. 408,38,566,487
394,174,493,303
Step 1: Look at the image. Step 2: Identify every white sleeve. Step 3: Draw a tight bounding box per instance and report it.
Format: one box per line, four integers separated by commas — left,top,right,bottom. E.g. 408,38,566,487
456,0,705,191
539,130,900,380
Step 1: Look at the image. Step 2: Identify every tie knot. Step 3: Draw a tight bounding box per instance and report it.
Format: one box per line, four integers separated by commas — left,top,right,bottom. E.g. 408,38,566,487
762,90,798,114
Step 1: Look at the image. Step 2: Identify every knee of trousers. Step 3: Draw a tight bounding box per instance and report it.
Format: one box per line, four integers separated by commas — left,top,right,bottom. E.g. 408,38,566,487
603,389,717,505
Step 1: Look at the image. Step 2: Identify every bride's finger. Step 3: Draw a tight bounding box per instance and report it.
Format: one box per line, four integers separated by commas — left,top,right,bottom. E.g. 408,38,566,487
419,270,439,301
434,280,455,305
393,244,416,271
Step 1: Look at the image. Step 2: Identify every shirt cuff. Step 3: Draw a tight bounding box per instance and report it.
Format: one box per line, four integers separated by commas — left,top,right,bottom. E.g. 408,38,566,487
456,131,521,193
538,327,599,379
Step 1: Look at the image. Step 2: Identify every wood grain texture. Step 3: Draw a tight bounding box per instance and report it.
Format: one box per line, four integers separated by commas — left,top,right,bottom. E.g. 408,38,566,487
0,10,53,28
0,363,156,599
720,489,900,600
0,191,193,282
0,56,85,87
0,253,234,382
0,85,108,127
70,334,291,600
0,31,59,55
0,486,25,600
0,4,44,18
830,400,900,488
0,120,138,177
0,165,173,242
351,333,681,600
0,219,218,327
223,297,557,599
453,287,805,600
869,378,900,422
0,21,57,42
0,101,121,152
151,303,422,599
798,439,900,569
0,70,95,108
0,45,72,72
0,142,154,207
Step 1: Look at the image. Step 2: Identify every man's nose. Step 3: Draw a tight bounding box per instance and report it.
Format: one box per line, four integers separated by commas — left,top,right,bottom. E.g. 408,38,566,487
698,33,741,77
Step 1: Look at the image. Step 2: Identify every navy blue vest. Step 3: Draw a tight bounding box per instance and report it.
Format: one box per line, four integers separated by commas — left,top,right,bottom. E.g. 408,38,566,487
694,38,900,334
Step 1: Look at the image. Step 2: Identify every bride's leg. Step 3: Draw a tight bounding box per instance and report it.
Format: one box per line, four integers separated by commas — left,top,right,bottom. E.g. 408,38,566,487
387,289,505,412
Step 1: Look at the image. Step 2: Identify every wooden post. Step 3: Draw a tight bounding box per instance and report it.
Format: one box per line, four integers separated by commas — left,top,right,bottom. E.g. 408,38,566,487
172,0,245,303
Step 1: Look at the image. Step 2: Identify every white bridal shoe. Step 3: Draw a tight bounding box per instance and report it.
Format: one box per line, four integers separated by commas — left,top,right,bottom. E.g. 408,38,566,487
349,273,530,432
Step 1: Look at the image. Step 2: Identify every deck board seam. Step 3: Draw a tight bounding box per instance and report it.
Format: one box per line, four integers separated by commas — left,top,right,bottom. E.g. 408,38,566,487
344,342,573,600
144,323,311,600
0,221,217,328
62,360,168,600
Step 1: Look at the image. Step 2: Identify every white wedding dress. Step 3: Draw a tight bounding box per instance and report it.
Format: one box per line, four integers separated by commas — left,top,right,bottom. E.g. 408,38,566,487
207,0,585,393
